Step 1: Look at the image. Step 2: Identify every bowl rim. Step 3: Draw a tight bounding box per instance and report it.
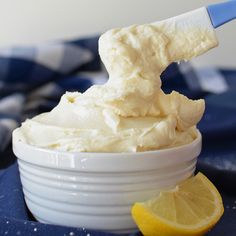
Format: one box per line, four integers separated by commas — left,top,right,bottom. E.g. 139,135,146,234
13,130,202,172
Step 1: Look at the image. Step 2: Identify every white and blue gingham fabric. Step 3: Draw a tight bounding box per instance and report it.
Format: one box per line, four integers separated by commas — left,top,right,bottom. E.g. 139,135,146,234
0,36,104,151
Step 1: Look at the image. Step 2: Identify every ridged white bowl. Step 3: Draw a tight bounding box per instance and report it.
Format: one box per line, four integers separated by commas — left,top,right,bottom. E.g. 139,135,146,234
13,131,201,234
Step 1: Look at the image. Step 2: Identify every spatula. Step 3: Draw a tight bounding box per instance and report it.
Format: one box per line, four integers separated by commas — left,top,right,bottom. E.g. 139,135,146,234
154,0,236,32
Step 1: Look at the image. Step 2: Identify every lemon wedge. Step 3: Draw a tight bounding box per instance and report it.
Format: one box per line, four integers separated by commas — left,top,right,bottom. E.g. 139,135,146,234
131,173,224,236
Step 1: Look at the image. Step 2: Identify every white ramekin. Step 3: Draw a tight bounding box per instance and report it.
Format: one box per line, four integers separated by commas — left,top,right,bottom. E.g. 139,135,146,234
12,131,201,234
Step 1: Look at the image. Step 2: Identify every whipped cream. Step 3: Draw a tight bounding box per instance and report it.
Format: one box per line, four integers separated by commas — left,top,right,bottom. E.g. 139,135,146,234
13,21,218,152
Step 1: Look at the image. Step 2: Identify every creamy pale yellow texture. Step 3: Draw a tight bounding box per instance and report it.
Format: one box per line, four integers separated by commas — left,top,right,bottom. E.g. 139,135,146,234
13,22,218,152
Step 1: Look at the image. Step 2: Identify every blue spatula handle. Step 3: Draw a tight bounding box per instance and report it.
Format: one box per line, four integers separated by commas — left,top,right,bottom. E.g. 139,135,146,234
207,0,236,28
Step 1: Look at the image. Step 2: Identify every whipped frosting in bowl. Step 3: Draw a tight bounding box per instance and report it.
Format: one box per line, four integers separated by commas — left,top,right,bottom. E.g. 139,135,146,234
13,21,217,153
12,12,220,233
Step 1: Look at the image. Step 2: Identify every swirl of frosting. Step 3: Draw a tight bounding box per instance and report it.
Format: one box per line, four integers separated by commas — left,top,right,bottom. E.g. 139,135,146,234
13,22,218,152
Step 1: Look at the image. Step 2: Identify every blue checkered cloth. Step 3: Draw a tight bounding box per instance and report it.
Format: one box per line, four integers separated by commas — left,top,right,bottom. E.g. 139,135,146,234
0,36,102,151
0,36,236,236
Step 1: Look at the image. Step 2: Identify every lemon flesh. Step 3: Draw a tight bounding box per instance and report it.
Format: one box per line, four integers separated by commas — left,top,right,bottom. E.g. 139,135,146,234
132,173,224,236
